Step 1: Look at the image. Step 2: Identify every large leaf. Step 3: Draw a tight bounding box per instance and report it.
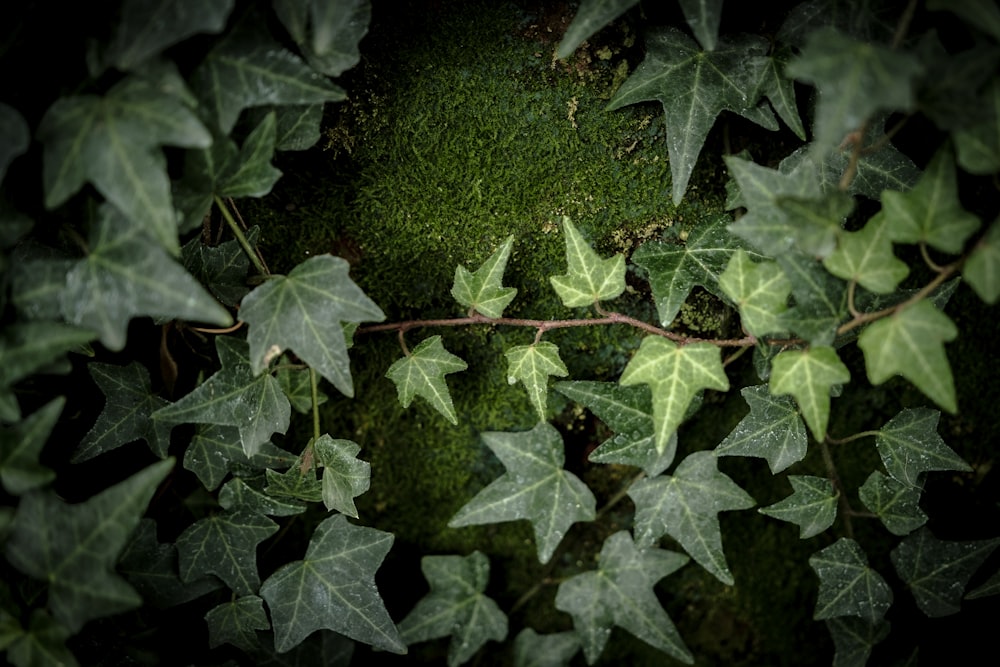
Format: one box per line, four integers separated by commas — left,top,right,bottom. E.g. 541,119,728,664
449,423,596,563
607,28,773,204
810,538,893,623
858,471,927,536
272,0,371,77
313,435,370,518
759,475,838,539
823,211,908,294
205,595,270,653
769,346,850,442
398,552,508,667
259,514,405,654
451,235,517,318
0,398,61,495
549,217,625,307
554,531,692,664
715,384,808,474
619,337,729,453
963,219,1000,304
504,342,568,420
176,509,279,596
512,629,581,667
385,336,468,424
628,451,754,584
239,254,384,398
718,249,791,337
4,459,173,632
874,408,970,487
556,0,639,59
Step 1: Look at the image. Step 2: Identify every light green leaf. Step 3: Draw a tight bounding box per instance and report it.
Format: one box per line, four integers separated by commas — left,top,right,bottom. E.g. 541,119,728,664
823,211,908,293
770,346,850,442
858,301,958,413
775,252,848,345
4,459,173,632
556,0,639,59
504,342,568,420
104,0,234,70
176,509,279,596
0,399,61,495
891,528,1000,617
314,435,370,518
953,76,1000,174
809,538,893,623
206,595,269,653
398,552,508,667
385,336,467,424
272,0,371,77
718,250,791,337
217,111,282,198
3,611,77,667
874,408,971,487
754,46,807,139
154,337,291,456
620,337,729,453
880,146,981,254
451,235,517,317
963,219,1000,304
715,384,808,474
449,423,596,564
0,103,29,184
549,217,625,307
218,477,307,517
512,628,580,667
858,471,927,536
826,617,890,667
759,475,838,539
183,424,296,492
927,0,1000,41
181,226,259,308
260,514,405,654
554,531,692,664
607,28,773,204
61,204,231,351
240,254,384,398
628,451,754,584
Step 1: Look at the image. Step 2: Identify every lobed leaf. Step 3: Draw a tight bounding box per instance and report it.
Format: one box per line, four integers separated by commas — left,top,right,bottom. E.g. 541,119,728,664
759,475,838,539
715,384,808,474
0,398,61,495
963,219,1000,304
858,471,927,536
512,628,580,667
183,423,296,492
556,0,639,59
754,46,807,139
181,226,259,308
205,595,269,653
775,252,847,345
176,509,279,596
823,211,908,293
504,342,569,420
385,336,468,424
809,538,893,623
677,0,724,51
272,0,371,77
826,617,890,667
451,235,517,318
549,217,625,307
718,249,791,337
314,435,371,518
874,408,971,487
218,477,307,517
769,346,850,442
119,519,222,608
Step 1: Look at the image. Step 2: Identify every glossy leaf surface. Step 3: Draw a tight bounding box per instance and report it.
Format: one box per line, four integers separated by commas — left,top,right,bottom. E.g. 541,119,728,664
874,408,970,487
759,475,838,539
770,346,850,442
504,342,568,420
176,509,279,596
858,471,927,536
715,384,808,474
314,435,370,518
809,538,892,623
385,336,468,424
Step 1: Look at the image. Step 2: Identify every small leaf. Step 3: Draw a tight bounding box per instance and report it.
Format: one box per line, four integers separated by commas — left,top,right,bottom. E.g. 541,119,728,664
715,384,808,474
104,0,234,70
953,76,1000,174
858,471,927,536
556,0,639,59
272,0,371,77
759,475,838,539
218,477,307,517
505,342,569,420
0,103,29,184
183,423,296,492
398,552,508,667
858,302,958,413
754,46,806,140
891,528,1000,617
265,462,323,504
809,538,893,623
826,617,890,667
628,451,754,584
775,252,848,345
217,111,282,198
277,361,329,414
450,235,517,318
770,346,850,442
963,219,1000,304
549,217,625,307
823,212,909,293
181,226,259,308
0,398,61,495
206,595,269,653
246,103,325,151
619,337,729,453
512,628,580,667
874,408,971,488
260,514,405,654
176,509,279,596
554,531,692,664
774,190,854,258
314,435,370,518
449,423,596,564
385,336,468,424
718,249,791,337
3,610,77,667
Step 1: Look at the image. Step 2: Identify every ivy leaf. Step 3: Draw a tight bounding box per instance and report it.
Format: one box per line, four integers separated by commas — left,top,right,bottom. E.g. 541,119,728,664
620,337,729,453
216,111,283,198
775,252,848,345
754,46,807,140
183,423,296,492
809,538,893,623
826,617,890,667
556,0,639,59
891,528,1000,617
265,462,323,504
880,146,981,254
277,364,329,414
385,336,468,424
260,514,405,654
777,191,855,259
3,610,77,667
504,342,569,420
963,219,1000,303
61,204,232,351
314,436,370,518
0,322,93,421
858,471,927,536
553,381,674,476
927,0,1000,42
718,250,791,337
554,531,692,664
607,28,773,204
759,475,838,539
770,346,850,442
451,235,517,318
73,362,171,462
715,385,808,474
628,451,754,584
823,211,909,294
0,398,61,495
858,301,958,413
239,254,385,398
449,423,597,564
218,477,307,517
4,459,173,632
206,595,270,653
954,75,1000,174
633,214,759,327
247,103,325,151
874,408,971,488
272,0,371,77
512,628,580,667
176,509,279,596
677,0,723,51
549,217,625,307
154,337,291,457
104,0,233,70
398,552,508,667
0,103,29,184
182,226,259,309
966,569,1000,600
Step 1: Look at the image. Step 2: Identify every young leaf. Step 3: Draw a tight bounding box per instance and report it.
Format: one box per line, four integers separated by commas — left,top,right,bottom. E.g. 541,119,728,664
176,509,279,596
775,252,848,345
265,463,323,504
770,346,850,442
272,0,371,77
0,398,61,495
398,552,508,667
619,337,729,453
313,435,370,518
556,0,639,59
385,336,468,424
718,249,791,337
183,423,296,492
239,254,385,398
216,111,283,198
823,211,909,294
759,475,838,539
549,217,625,307
206,595,269,653
554,531,693,664
512,628,580,667
451,235,517,317
858,301,958,413
809,538,893,623
715,384,808,474
858,471,927,536
218,477,307,517
607,28,774,204
962,219,1000,304
627,451,755,584
874,408,971,487
890,528,1000,617
826,617,890,667
754,46,807,140
953,75,1000,174
449,423,596,563
259,514,406,654
505,342,569,420
4,459,173,632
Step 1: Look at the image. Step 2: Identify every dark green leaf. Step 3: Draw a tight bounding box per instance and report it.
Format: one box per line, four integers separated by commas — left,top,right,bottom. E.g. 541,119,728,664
858,471,927,536
677,0,723,51
512,628,580,667
265,452,323,503
776,252,848,345
183,423,296,491
104,0,234,70
874,408,971,487
277,363,328,414
176,509,278,596
774,190,854,259
759,475,838,539
0,398,61,495
118,519,221,608
218,111,283,198
0,103,29,184
181,226,259,308
218,477,307,517
504,342,568,420
385,336,467,424
927,0,1000,41
809,538,893,623
549,217,625,307
272,0,371,77
4,610,77,667
451,235,517,318
966,569,1000,600
964,219,1000,304
754,46,806,139
953,76,1000,174
206,595,270,652
826,617,890,667
556,0,639,59
716,385,808,474
10,255,75,322
314,436,370,518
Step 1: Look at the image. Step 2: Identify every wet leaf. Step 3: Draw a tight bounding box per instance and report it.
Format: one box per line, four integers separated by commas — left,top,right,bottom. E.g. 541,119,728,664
218,477,307,517
718,249,791,337
182,227,259,308
858,471,927,536
874,408,970,487
770,345,850,442
176,509,279,596
823,211,908,293
809,538,893,623
505,342,568,420
0,398,61,495
386,336,467,424
183,423,296,491
314,436,370,518
759,475,838,539
754,46,806,139
205,595,270,652
715,384,808,474
451,235,517,318
549,217,625,307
